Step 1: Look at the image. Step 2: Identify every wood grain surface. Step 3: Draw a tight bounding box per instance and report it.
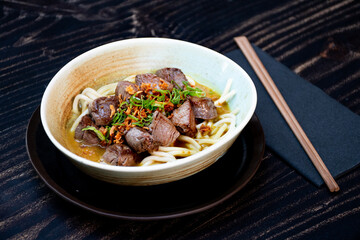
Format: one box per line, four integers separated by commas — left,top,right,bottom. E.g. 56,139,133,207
1,0,360,239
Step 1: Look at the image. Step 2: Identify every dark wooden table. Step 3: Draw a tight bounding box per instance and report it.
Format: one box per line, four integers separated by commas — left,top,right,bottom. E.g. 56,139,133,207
1,0,360,239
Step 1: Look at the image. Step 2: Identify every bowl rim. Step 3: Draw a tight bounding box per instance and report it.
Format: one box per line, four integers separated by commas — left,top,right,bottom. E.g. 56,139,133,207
40,37,257,173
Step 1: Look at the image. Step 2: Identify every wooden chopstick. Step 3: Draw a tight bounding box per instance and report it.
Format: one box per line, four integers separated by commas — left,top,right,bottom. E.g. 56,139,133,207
234,36,340,192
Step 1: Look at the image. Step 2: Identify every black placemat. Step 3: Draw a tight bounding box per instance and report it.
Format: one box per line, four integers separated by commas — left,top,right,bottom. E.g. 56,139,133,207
226,47,360,187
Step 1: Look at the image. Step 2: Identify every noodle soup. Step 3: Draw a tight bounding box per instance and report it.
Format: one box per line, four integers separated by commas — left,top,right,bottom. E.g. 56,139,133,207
66,68,236,167
41,38,257,185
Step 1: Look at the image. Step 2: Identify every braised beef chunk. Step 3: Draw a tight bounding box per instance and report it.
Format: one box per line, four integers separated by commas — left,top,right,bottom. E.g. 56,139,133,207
115,81,138,100
155,68,189,89
125,127,159,153
102,144,140,166
171,100,197,137
89,96,119,126
149,111,180,146
187,96,218,120
74,115,100,146
135,73,173,93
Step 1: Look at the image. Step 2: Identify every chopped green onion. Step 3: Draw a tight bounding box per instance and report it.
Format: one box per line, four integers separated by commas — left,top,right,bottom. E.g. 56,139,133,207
153,102,165,109
105,126,111,139
171,80,182,90
154,89,170,102
133,114,153,127
170,88,183,105
112,110,127,124
183,81,205,97
113,123,125,126
154,89,170,95
119,101,128,109
82,126,106,141
129,95,143,107
128,115,139,121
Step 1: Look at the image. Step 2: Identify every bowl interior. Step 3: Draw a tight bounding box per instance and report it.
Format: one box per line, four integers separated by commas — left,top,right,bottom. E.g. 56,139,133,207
41,38,257,169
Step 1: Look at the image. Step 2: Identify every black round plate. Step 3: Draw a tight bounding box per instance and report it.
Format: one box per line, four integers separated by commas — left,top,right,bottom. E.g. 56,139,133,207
26,107,264,220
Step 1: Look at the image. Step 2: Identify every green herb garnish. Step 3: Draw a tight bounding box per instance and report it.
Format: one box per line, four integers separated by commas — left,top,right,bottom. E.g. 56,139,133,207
170,87,183,105
112,110,127,125
182,81,205,98
82,126,107,142
128,114,139,121
133,114,153,127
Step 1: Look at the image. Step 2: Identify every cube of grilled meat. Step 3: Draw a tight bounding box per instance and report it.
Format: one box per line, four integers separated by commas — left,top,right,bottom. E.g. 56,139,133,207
74,114,100,146
102,144,140,166
115,81,139,100
135,73,173,93
125,126,159,153
155,68,189,90
171,100,197,137
149,111,180,146
187,96,218,120
89,96,119,126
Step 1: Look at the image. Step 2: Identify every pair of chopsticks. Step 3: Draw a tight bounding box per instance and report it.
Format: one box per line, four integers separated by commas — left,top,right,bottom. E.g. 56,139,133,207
234,36,340,192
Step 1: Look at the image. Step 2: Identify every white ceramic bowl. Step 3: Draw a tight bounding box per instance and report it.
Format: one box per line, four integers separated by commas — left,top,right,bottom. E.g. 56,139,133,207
40,38,257,186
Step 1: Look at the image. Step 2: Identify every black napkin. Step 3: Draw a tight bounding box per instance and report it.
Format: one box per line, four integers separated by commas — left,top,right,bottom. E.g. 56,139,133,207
226,47,360,187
